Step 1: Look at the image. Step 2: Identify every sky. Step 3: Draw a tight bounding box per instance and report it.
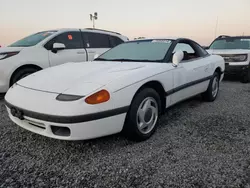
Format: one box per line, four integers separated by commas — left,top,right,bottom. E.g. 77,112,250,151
1,0,250,46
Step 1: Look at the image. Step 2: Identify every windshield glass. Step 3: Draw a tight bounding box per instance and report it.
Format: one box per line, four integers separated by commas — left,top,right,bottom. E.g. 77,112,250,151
9,31,57,47
209,38,250,50
95,39,173,62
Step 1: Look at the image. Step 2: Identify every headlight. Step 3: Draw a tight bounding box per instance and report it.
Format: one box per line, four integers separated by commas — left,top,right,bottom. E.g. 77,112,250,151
0,51,19,60
0,54,7,59
56,94,84,101
85,90,110,104
223,54,248,62
233,54,248,62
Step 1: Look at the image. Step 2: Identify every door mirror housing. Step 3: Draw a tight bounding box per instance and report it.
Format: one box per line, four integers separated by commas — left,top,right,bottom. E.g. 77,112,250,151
94,54,100,60
52,43,66,53
172,51,184,67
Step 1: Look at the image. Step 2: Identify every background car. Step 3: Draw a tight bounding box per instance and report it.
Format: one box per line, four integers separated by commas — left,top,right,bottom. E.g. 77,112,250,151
5,38,224,142
0,28,128,94
207,35,250,83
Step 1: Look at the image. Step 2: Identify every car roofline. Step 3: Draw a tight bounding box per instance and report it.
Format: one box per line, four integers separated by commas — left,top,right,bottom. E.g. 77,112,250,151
54,28,125,36
215,36,250,40
127,37,192,43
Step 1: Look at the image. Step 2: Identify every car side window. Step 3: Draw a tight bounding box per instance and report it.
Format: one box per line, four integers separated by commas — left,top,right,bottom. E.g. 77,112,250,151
173,42,202,61
82,32,111,48
173,43,195,54
45,32,83,50
109,36,124,47
196,44,209,56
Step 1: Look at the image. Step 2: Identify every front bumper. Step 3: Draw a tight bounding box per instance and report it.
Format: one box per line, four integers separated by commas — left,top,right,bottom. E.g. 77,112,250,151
6,103,127,141
0,69,10,93
224,63,250,76
4,84,129,140
0,83,8,93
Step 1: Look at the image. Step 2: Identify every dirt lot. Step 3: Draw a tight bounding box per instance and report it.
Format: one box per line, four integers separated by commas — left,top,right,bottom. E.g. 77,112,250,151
1,80,250,188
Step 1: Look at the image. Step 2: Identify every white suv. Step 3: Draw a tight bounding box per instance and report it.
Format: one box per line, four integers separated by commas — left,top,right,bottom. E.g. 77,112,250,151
0,28,128,93
207,35,250,83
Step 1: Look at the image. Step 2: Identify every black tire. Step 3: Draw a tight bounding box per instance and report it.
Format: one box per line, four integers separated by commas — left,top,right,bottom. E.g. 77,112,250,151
240,71,250,83
122,88,161,141
10,67,39,86
202,72,220,102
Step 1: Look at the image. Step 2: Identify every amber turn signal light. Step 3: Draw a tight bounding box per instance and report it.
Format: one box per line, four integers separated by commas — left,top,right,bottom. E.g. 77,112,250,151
85,90,110,104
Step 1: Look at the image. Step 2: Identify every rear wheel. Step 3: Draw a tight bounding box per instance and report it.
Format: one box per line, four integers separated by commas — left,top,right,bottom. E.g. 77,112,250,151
123,88,161,141
10,67,39,86
202,72,220,102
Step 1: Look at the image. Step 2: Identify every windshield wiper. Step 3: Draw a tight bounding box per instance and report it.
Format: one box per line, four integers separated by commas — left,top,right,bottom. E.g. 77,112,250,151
9,45,32,47
109,59,162,62
94,58,162,62
94,58,110,61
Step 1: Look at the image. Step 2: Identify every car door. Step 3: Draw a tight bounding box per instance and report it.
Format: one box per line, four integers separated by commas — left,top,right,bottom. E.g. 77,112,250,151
81,31,112,61
45,31,87,67
170,40,212,105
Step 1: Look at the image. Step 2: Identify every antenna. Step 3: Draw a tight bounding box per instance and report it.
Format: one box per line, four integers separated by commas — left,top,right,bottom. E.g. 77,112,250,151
214,16,219,38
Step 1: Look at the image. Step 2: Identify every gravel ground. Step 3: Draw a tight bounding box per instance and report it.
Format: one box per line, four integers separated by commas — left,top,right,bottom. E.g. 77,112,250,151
1,80,250,188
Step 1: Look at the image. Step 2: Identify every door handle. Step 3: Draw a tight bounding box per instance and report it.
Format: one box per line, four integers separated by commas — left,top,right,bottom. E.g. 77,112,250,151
204,65,210,72
77,51,85,54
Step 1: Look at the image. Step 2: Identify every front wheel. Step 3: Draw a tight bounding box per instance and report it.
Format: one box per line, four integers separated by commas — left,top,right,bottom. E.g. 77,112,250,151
122,88,161,141
202,72,220,102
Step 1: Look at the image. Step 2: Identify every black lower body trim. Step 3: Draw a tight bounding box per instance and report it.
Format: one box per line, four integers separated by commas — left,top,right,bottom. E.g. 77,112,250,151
165,75,213,96
5,75,214,123
5,100,129,124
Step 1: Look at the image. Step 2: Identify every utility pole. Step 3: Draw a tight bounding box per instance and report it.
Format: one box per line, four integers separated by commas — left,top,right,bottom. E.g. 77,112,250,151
90,12,98,28
214,16,219,38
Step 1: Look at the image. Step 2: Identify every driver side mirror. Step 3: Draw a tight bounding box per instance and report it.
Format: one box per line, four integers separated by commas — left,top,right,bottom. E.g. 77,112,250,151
172,51,184,67
94,54,100,60
52,43,66,53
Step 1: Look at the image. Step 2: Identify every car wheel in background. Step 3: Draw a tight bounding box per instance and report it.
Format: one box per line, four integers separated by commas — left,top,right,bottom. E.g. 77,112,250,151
10,67,39,86
240,70,250,83
123,88,161,141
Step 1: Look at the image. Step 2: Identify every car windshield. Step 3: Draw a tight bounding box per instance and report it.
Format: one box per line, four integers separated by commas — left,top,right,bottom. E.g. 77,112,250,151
209,37,250,50
95,39,173,62
9,31,57,47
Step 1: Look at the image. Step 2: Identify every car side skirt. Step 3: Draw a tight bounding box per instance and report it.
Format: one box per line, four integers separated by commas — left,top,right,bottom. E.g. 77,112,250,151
165,75,213,96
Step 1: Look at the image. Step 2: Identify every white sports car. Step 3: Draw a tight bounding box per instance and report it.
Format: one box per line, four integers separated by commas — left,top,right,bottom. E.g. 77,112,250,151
4,38,225,141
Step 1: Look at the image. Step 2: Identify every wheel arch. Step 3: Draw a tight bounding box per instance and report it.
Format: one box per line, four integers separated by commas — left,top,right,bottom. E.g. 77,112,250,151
129,80,166,114
214,66,223,80
10,64,43,86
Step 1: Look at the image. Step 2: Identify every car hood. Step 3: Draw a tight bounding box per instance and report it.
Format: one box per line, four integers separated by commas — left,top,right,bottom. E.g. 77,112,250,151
207,49,250,55
17,61,148,95
0,46,25,53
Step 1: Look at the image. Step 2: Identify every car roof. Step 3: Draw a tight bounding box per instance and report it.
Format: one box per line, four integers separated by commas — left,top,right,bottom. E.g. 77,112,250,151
50,28,129,41
54,28,124,36
129,37,191,42
215,35,250,40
